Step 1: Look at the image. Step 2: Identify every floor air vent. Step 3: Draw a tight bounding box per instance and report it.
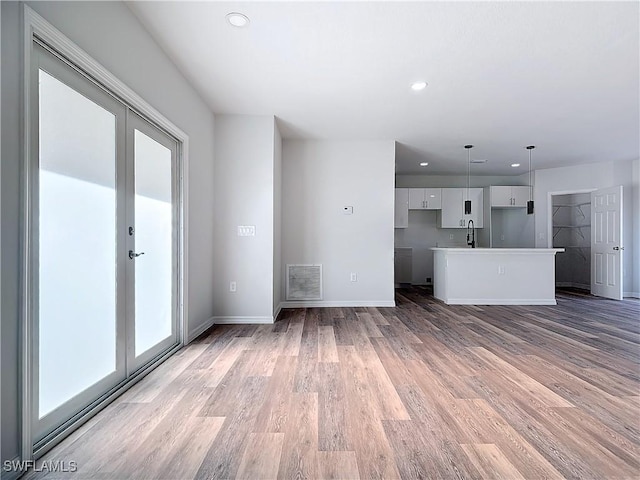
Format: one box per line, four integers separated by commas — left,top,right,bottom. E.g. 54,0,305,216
286,264,322,301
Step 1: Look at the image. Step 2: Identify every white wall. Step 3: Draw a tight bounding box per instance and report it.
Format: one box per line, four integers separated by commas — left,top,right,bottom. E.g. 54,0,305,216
213,115,276,320
395,174,527,188
634,159,640,297
273,123,283,315
282,140,396,306
490,209,535,249
534,159,639,297
1,0,217,464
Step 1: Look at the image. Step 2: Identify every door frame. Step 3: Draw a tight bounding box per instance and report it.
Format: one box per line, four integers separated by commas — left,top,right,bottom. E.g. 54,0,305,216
21,5,190,461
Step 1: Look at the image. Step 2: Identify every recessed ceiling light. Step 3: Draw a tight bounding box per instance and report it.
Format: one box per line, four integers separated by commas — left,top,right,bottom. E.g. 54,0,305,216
511,163,520,167
411,81,427,91
419,162,429,166
226,12,250,27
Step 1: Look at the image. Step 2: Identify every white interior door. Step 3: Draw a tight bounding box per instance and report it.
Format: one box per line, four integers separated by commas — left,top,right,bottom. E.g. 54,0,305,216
591,185,623,299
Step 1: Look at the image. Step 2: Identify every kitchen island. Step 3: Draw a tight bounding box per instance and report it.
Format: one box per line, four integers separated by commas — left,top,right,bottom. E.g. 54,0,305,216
431,248,564,305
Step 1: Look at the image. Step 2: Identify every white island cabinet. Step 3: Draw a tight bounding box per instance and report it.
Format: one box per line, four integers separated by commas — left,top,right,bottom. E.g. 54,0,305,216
431,248,564,305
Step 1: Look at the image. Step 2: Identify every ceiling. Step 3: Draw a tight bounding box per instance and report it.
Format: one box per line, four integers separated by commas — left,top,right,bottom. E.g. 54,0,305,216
127,1,639,176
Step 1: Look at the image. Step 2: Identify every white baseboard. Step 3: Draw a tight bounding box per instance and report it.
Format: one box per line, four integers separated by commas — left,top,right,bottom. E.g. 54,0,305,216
443,298,557,306
279,300,396,308
624,291,640,299
187,316,216,344
213,316,274,324
273,303,283,321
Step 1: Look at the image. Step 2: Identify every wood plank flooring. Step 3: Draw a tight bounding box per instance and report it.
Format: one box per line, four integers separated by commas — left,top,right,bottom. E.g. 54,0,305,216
27,288,639,479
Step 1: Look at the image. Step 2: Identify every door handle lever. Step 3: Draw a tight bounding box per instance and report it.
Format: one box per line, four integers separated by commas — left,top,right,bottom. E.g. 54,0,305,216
129,250,145,259
613,246,624,251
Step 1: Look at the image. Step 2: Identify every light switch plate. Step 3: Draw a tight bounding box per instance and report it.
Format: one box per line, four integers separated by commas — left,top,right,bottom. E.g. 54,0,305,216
237,225,256,236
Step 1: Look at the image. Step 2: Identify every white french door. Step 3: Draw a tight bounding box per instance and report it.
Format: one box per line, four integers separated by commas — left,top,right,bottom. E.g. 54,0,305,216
591,185,623,300
31,41,179,445
126,112,179,372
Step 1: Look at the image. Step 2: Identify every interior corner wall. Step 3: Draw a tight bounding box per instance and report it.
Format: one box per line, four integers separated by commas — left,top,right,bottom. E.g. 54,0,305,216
633,159,640,297
1,0,217,464
213,115,276,320
534,159,639,297
273,122,283,314
282,140,396,305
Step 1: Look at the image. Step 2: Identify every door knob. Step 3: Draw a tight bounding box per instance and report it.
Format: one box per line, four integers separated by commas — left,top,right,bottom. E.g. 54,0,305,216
613,246,624,251
129,250,145,259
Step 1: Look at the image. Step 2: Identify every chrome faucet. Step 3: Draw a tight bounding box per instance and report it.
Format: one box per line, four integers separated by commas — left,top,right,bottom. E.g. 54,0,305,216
467,219,476,248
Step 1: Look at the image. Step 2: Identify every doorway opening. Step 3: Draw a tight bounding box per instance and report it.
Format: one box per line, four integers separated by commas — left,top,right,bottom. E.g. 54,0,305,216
551,192,591,292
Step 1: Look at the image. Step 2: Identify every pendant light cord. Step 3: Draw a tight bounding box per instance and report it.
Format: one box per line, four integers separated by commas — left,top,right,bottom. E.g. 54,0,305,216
529,148,533,201
466,146,471,199
468,149,470,197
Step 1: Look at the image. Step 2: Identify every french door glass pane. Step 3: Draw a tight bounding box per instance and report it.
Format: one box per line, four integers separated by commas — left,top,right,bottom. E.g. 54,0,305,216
134,129,173,356
38,70,117,417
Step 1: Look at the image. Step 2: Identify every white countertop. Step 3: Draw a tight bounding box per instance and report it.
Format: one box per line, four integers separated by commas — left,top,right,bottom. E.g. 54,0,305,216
430,247,564,253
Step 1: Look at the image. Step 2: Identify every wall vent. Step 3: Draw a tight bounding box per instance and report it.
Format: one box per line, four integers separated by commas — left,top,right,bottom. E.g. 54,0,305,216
286,264,322,301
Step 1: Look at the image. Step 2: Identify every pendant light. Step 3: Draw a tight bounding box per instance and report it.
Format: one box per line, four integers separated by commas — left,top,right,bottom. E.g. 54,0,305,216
526,145,535,214
464,145,473,214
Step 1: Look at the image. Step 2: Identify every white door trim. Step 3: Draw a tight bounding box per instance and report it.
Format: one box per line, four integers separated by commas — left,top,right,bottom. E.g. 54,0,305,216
21,4,190,461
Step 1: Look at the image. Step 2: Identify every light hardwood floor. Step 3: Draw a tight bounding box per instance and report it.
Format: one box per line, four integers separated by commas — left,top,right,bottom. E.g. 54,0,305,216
27,288,639,479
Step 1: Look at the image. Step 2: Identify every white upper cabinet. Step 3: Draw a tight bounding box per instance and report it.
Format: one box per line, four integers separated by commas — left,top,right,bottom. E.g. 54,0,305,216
513,186,531,206
491,186,530,207
394,188,409,228
408,188,442,210
439,188,484,228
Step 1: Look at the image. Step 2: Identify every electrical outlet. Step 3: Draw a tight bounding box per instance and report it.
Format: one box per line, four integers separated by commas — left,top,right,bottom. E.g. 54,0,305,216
497,266,505,275
500,234,505,241
449,233,454,240
538,232,545,240
229,281,237,292
350,273,357,282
